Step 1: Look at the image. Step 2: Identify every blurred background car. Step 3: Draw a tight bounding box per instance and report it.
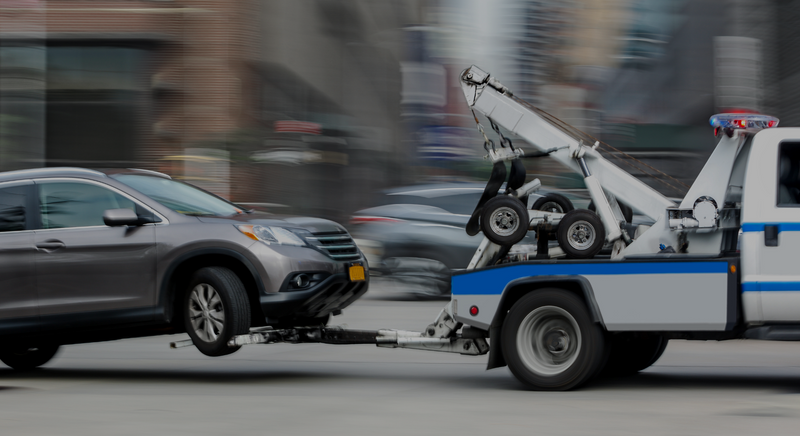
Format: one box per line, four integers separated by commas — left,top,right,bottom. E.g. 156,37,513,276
350,182,589,298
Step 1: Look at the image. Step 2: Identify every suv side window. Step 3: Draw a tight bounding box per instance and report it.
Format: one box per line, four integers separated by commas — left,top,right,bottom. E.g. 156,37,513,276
0,183,33,232
38,181,136,229
778,142,800,206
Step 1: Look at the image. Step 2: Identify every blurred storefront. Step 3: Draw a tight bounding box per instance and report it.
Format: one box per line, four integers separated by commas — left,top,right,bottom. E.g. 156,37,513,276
0,0,262,201
0,1,423,221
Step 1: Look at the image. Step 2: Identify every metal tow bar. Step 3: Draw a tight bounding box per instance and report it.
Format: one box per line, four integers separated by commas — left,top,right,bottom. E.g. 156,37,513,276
170,301,489,356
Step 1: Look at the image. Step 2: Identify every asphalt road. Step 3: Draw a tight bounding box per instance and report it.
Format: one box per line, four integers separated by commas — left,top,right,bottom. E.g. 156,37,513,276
3,289,800,436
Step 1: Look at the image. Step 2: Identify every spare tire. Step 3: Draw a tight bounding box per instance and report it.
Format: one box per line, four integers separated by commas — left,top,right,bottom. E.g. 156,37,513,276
480,196,529,246
557,209,606,259
532,193,574,214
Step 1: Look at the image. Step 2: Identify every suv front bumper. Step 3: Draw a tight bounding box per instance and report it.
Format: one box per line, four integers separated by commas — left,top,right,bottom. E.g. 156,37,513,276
259,272,368,321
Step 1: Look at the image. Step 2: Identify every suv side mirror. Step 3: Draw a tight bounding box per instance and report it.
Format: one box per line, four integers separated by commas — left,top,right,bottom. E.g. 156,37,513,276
103,208,140,226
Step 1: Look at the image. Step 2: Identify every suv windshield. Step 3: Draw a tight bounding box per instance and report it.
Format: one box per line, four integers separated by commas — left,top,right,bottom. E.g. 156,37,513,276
112,174,243,216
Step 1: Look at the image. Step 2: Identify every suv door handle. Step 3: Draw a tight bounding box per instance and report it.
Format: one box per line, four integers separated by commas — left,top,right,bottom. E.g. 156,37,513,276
764,225,779,247
36,240,65,251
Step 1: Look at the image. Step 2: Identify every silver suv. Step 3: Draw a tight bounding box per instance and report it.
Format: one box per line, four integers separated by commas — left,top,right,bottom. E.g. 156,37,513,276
0,167,368,369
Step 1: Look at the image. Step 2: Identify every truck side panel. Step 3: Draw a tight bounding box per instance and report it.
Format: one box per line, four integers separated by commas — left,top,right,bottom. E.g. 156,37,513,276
452,259,738,331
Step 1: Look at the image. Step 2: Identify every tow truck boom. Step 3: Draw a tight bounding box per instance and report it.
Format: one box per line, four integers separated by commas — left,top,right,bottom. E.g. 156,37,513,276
460,65,675,224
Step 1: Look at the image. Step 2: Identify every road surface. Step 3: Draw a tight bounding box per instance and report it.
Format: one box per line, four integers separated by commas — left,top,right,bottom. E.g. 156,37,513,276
2,290,800,435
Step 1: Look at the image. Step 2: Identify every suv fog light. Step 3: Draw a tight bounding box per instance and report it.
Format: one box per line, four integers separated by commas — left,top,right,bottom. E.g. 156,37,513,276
294,274,310,288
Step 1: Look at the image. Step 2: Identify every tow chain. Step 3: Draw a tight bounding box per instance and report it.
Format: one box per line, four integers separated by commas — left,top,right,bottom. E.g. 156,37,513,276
489,118,515,151
471,109,495,152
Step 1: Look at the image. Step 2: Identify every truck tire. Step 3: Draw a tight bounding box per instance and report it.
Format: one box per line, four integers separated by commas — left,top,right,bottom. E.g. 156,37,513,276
501,289,606,390
601,334,668,376
480,196,529,246
0,344,60,370
184,266,251,357
557,209,605,259
532,193,574,214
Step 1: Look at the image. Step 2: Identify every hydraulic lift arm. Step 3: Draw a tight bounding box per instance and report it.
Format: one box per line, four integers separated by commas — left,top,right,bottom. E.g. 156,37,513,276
460,66,675,234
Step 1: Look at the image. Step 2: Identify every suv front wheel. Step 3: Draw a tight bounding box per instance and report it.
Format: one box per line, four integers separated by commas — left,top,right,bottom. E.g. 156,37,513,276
184,267,251,356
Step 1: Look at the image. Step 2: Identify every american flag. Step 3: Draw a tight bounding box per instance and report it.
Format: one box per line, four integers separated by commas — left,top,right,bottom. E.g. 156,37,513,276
274,120,322,135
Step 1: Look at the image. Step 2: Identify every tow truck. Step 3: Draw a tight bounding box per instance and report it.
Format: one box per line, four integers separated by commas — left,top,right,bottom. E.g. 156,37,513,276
179,65,800,391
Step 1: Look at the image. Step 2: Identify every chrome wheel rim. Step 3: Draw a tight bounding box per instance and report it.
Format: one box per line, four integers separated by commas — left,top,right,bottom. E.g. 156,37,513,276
189,283,225,343
489,206,520,237
517,306,581,375
539,201,564,213
566,220,596,250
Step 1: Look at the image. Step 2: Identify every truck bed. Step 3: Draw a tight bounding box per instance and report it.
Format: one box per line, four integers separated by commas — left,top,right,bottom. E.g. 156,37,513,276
452,256,739,332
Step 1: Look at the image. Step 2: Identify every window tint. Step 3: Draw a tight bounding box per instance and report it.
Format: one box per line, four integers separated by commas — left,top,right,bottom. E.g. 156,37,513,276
778,142,800,206
112,175,242,217
0,184,30,232
38,182,135,229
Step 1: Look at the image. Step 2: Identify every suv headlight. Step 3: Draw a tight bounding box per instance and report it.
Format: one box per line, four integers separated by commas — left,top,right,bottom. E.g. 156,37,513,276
236,225,306,246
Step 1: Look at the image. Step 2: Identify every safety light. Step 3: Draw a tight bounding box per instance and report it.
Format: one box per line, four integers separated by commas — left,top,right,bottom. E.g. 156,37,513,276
709,113,779,131
469,306,479,316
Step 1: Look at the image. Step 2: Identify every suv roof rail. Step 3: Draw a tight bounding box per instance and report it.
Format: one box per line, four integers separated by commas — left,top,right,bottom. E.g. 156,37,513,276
0,167,107,181
125,168,172,179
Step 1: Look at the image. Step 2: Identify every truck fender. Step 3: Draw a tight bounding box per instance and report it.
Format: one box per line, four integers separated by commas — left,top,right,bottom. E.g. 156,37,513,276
486,275,604,370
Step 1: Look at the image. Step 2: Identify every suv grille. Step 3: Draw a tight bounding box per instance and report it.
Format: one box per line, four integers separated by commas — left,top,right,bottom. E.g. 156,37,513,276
307,231,361,261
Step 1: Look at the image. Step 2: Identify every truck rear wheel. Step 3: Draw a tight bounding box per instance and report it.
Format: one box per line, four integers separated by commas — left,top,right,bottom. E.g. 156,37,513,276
501,289,605,390
601,334,668,376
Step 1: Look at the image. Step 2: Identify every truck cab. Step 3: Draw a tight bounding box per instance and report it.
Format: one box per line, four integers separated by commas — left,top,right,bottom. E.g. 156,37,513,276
741,128,800,324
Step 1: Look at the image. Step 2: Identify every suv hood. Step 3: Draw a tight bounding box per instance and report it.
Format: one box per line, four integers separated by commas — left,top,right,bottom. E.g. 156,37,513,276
197,212,348,234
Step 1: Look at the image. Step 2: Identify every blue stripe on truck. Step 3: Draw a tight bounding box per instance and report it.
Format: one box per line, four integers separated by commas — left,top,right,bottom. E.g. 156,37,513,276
741,223,800,232
452,261,729,296
741,282,800,292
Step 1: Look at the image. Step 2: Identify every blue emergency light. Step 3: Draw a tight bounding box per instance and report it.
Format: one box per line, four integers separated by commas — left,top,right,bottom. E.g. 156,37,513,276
709,113,779,130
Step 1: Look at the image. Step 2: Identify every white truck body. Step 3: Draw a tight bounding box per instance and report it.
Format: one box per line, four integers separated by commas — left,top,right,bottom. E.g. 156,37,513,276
456,65,800,336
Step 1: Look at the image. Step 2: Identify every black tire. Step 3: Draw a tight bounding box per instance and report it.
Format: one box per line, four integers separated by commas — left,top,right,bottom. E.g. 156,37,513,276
588,200,633,223
501,290,606,391
480,196,529,246
184,266,251,357
0,344,60,370
557,209,606,259
532,193,574,214
600,334,668,377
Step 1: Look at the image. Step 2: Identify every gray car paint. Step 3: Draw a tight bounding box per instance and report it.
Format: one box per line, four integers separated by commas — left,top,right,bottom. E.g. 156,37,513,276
0,167,367,341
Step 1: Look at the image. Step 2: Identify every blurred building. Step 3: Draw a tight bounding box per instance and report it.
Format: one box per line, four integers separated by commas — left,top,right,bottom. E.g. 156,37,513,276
0,1,425,221
254,1,421,220
597,0,797,197
0,0,262,202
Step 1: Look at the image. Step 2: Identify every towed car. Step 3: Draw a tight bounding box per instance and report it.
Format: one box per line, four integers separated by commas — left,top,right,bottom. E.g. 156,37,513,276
0,167,367,369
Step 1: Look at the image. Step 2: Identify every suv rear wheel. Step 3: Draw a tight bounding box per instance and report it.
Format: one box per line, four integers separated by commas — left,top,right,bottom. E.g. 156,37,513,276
184,267,251,356
0,344,60,370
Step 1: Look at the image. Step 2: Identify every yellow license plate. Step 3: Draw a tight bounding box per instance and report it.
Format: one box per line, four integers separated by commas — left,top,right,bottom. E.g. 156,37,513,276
348,264,365,282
